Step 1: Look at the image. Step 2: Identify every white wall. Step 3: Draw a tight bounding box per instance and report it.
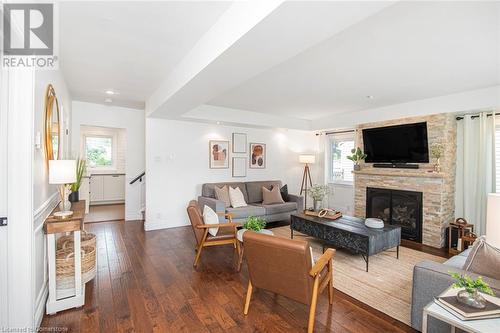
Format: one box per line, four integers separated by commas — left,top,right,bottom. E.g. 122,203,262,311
71,101,145,220
145,119,320,230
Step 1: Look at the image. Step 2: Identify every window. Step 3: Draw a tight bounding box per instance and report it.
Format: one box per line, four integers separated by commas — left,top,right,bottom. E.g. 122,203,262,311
329,132,355,184
85,136,113,168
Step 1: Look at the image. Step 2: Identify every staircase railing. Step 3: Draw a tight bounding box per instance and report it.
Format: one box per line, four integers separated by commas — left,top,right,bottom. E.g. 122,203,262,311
130,171,145,185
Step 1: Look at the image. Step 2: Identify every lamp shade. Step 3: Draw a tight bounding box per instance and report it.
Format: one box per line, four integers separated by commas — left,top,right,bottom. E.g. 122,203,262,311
486,193,500,248
49,160,77,185
299,154,316,164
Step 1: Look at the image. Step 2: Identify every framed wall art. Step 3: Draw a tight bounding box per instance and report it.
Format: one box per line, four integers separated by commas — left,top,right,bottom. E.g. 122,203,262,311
249,143,266,169
232,133,247,153
232,157,247,177
209,140,229,169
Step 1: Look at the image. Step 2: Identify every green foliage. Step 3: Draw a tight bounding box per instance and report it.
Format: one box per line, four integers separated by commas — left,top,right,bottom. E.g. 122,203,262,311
70,158,87,192
450,272,495,296
346,147,367,165
308,184,330,201
243,216,266,232
87,147,112,167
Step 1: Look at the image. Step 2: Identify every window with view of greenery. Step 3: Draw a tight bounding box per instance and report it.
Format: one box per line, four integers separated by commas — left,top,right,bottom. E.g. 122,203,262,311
85,136,113,168
330,134,355,183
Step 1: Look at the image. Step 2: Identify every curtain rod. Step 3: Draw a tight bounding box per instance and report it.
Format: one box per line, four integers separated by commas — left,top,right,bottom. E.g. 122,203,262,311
456,112,499,121
323,129,355,136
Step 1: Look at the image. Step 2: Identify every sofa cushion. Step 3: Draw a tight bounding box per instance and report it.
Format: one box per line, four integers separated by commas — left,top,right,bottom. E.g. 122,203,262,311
229,186,247,208
444,248,471,269
214,185,230,207
226,205,266,219
202,182,249,202
246,180,282,203
262,186,285,205
464,236,500,280
253,202,297,215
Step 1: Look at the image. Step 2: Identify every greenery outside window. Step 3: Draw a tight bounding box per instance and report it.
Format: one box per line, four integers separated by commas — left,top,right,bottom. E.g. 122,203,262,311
329,133,355,184
85,136,114,168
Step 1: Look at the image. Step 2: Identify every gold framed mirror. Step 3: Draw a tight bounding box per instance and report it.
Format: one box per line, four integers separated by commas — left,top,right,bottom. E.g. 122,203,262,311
44,84,61,165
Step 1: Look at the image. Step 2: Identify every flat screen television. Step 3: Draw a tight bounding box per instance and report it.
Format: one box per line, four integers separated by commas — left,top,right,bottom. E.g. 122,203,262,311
362,122,429,163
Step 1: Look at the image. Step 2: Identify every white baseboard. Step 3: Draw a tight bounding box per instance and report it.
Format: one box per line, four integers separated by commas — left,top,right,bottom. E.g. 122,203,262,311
144,220,189,231
125,212,143,221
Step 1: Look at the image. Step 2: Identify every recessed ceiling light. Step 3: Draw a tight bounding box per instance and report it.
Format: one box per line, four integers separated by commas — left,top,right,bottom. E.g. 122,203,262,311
105,90,115,95
104,97,113,103
366,95,374,99
216,121,221,125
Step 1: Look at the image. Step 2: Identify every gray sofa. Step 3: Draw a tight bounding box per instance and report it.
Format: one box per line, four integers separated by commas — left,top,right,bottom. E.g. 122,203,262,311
198,180,303,223
411,249,500,332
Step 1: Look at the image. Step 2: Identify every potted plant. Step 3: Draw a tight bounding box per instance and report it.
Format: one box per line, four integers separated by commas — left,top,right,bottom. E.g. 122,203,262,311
430,143,444,173
308,184,329,211
450,272,495,309
243,216,266,232
347,147,367,171
69,158,86,203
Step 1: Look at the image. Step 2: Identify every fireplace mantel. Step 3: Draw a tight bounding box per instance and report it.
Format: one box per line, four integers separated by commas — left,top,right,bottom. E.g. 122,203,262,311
353,169,446,179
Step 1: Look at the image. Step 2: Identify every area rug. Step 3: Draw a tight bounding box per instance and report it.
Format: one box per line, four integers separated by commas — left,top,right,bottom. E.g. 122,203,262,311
272,226,447,325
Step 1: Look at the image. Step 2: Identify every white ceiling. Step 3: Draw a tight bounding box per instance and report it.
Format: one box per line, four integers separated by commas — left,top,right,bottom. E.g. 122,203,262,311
207,1,500,120
60,1,232,109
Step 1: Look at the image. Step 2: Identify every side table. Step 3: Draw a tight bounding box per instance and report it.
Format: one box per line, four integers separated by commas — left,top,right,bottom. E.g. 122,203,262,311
236,229,274,271
423,300,500,333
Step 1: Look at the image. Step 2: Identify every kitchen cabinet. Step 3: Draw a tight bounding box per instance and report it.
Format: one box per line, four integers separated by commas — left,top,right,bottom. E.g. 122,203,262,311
89,174,125,204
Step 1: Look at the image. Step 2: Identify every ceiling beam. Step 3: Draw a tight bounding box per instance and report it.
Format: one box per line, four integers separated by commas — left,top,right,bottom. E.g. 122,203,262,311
146,1,395,119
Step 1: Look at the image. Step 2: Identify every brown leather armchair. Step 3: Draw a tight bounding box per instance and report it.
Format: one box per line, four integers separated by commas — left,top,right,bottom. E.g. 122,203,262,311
187,200,240,268
243,231,335,333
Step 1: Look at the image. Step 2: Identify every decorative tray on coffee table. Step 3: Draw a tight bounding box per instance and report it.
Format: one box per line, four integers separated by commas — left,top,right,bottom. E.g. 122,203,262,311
304,209,342,220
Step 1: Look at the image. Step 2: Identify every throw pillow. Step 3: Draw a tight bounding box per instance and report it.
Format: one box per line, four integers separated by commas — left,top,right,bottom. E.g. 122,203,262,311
463,236,500,280
280,184,289,202
214,185,230,207
229,186,247,208
202,205,219,236
262,185,285,205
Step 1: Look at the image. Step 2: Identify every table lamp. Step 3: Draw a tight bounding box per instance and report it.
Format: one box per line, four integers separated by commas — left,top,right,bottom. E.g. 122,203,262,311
486,193,500,248
299,154,315,210
49,160,77,219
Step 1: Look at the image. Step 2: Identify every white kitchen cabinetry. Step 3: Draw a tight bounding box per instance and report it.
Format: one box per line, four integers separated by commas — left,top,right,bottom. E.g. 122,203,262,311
89,174,125,204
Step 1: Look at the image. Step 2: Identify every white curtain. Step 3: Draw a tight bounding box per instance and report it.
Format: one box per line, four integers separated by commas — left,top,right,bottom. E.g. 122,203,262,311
455,112,496,236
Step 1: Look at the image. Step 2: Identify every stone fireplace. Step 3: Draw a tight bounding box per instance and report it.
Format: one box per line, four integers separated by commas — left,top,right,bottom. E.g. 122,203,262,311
354,113,456,248
366,187,423,243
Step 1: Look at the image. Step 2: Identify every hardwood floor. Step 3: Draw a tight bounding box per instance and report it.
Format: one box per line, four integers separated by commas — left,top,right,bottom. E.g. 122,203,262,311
41,220,425,333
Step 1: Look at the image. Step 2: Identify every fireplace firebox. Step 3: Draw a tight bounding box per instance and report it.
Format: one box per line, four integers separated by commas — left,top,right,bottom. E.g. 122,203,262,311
366,187,423,243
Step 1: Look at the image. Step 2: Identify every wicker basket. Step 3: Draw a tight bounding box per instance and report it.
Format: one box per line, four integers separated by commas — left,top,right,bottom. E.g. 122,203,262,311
57,230,96,250
56,245,95,276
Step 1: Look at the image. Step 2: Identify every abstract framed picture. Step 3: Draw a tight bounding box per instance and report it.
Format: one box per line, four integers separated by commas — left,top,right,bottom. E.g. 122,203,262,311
232,157,247,177
232,133,247,153
249,143,266,169
209,140,229,169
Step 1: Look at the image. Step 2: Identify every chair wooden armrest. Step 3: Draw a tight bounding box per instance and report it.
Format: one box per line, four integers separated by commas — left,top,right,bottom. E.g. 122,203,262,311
309,248,335,277
196,222,239,229
217,212,234,221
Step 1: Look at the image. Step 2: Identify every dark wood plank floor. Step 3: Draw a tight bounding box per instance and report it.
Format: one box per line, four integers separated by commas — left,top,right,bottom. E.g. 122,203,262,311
41,220,430,333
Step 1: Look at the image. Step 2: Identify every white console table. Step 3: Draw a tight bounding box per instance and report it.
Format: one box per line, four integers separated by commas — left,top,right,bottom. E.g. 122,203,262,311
44,201,86,314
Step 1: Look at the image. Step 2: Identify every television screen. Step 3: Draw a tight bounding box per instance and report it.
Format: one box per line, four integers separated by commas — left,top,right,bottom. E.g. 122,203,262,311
362,122,429,163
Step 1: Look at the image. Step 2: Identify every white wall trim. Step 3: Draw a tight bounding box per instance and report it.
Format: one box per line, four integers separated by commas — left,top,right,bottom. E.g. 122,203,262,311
33,191,58,329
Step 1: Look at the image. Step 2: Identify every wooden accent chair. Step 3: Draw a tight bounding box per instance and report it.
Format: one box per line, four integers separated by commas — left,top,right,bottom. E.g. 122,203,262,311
187,200,240,268
243,231,335,333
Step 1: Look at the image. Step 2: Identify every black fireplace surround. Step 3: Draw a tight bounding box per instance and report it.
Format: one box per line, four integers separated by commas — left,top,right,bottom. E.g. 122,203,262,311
366,187,423,243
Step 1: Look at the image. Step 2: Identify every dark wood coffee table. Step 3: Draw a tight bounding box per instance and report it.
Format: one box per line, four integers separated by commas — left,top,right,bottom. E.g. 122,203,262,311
290,213,401,272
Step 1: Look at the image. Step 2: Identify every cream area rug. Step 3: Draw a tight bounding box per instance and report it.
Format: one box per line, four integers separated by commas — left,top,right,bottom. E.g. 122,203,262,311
272,226,447,325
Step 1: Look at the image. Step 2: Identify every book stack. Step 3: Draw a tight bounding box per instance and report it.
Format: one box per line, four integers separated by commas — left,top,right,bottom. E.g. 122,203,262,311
436,288,500,321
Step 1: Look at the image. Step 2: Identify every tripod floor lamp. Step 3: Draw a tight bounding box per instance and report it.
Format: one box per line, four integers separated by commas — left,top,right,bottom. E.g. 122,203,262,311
299,154,315,210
